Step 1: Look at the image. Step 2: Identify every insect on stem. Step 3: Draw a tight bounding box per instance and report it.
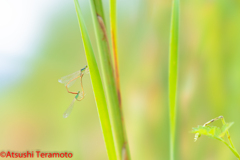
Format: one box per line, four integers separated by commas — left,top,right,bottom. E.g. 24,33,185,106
59,65,88,96
59,65,89,118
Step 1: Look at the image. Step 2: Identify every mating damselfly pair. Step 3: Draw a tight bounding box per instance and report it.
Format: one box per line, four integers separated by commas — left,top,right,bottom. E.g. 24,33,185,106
58,65,89,118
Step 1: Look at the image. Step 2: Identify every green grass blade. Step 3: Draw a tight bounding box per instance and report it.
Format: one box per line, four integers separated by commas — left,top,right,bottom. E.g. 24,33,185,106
88,0,130,159
73,0,117,159
168,0,179,160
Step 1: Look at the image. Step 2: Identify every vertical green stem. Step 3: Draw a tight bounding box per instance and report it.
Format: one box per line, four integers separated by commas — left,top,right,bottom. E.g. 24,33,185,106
109,1,131,159
220,117,240,159
73,0,117,159
89,0,130,159
221,117,236,150
110,0,120,95
168,0,179,159
222,141,240,159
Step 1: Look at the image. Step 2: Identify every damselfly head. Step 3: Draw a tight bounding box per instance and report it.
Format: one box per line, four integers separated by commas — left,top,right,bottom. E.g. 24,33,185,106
81,65,88,72
75,92,86,101
75,91,81,98
80,65,89,75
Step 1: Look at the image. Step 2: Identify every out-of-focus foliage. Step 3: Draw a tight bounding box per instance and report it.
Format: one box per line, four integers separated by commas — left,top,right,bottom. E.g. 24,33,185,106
1,0,240,160
192,122,234,140
192,122,240,158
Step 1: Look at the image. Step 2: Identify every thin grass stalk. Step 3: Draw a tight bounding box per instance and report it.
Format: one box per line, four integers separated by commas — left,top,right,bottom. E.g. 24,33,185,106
221,117,239,157
73,0,117,159
110,0,121,98
89,0,130,159
168,0,179,159
109,1,130,159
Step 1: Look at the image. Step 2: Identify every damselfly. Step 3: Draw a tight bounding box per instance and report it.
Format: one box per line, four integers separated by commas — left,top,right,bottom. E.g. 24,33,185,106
59,65,89,118
62,91,84,118
58,65,89,95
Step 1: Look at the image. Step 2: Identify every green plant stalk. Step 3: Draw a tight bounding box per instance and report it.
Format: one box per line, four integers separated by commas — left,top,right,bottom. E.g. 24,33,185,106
89,0,130,159
109,1,127,158
110,0,120,95
220,139,240,159
73,0,117,159
221,117,235,148
168,0,179,160
221,117,240,159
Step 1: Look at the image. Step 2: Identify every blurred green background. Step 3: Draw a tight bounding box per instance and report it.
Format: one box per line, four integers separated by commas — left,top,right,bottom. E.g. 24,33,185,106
1,0,240,159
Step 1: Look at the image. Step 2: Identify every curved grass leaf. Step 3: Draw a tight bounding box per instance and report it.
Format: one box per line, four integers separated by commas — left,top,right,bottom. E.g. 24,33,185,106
73,0,117,159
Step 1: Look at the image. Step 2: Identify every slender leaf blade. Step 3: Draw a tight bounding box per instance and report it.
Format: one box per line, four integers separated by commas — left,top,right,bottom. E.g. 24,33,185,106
168,0,179,159
73,1,117,159
88,0,130,159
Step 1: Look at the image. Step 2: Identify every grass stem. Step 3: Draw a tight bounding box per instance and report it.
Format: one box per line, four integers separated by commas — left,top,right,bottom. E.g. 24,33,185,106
89,0,130,159
168,0,179,159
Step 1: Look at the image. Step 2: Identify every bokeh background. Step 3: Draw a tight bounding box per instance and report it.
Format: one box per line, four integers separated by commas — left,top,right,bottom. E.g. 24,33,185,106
1,0,240,159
